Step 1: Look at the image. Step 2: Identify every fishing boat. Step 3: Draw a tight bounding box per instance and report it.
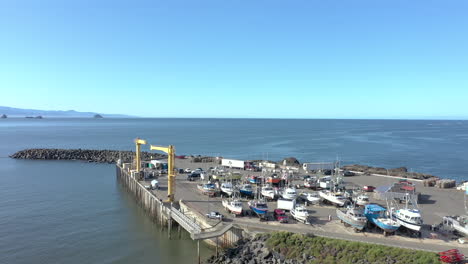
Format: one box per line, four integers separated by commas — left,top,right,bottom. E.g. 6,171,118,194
318,176,332,189
290,205,309,224
364,204,400,234
336,207,367,231
266,174,281,184
248,199,268,216
319,190,347,207
281,187,297,200
222,199,243,215
239,184,254,197
392,208,423,232
300,192,321,204
355,194,370,206
248,175,262,184
197,182,217,196
220,182,234,196
304,177,318,189
261,185,276,200
443,215,468,237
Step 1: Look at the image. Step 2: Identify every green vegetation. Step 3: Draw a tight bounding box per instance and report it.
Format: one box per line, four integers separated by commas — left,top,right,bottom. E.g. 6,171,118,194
265,232,439,264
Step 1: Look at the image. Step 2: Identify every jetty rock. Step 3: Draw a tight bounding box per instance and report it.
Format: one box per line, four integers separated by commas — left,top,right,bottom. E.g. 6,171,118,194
281,157,300,166
10,148,166,163
342,164,435,180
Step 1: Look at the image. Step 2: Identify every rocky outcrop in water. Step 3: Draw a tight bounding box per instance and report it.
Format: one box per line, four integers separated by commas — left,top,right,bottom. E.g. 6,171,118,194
342,164,437,180
10,148,166,163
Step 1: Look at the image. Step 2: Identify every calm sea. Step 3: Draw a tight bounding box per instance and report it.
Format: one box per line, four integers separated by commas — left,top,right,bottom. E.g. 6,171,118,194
1,118,467,264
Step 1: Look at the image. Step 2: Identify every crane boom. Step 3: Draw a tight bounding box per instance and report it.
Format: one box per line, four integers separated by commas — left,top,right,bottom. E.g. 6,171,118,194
150,144,176,202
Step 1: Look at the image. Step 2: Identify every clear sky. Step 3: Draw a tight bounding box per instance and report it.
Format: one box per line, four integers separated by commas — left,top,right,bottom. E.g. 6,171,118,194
0,0,467,119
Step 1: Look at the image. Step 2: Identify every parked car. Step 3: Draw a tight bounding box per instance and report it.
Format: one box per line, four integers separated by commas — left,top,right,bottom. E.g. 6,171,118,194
184,168,192,173
363,185,375,192
274,209,289,223
322,169,332,175
344,171,355,177
178,168,185,174
187,173,201,181
206,211,223,220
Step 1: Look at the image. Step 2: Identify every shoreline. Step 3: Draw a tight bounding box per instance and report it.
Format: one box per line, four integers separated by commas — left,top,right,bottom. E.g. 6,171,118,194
11,148,443,182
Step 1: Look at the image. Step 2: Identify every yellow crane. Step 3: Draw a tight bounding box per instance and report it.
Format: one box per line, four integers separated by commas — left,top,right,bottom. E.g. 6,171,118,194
150,144,176,202
134,138,147,173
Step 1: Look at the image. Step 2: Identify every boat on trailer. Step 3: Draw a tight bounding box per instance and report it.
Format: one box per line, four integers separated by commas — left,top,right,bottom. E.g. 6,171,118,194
391,194,423,233
355,194,370,206
261,185,276,200
364,204,400,234
197,182,217,196
248,199,268,216
336,207,367,231
290,205,309,224
220,182,234,196
281,187,298,200
222,199,243,216
319,190,347,207
239,184,254,197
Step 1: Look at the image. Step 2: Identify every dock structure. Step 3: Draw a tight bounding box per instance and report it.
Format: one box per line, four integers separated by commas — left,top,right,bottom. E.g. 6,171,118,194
117,154,468,258
116,163,242,255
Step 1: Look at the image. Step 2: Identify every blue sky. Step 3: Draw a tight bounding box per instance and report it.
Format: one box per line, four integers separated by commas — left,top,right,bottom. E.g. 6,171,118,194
0,0,467,119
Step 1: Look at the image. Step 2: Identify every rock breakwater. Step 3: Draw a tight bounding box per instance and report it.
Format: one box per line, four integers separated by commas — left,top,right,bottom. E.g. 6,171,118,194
343,164,437,180
206,232,439,264
10,148,166,163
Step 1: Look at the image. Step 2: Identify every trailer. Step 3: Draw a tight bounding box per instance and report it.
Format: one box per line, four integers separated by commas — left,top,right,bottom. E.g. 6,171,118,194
222,159,245,169
277,198,296,211
302,162,334,172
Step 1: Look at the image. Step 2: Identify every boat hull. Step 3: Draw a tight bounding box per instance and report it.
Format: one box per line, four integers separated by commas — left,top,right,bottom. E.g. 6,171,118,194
262,191,275,200
371,218,400,233
220,188,233,196
393,214,422,232
291,212,308,223
319,192,346,206
240,190,253,197
250,206,268,215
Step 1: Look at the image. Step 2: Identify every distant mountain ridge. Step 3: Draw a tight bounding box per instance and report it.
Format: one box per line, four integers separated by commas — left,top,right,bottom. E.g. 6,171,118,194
0,106,132,118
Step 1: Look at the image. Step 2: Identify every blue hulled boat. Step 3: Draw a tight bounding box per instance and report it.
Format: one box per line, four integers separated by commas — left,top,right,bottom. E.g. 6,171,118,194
239,184,254,197
364,204,400,233
248,200,268,216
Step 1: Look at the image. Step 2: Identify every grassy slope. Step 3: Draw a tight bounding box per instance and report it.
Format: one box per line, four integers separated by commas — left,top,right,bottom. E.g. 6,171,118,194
265,232,440,264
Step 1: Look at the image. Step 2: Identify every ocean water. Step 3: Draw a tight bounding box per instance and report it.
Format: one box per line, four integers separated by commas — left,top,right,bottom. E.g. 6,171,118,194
1,118,467,263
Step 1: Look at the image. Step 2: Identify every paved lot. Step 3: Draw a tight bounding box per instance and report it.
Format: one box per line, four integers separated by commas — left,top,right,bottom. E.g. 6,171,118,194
141,159,468,254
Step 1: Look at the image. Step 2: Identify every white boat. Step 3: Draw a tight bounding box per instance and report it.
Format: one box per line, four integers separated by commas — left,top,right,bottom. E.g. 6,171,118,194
300,192,320,204
319,190,347,207
290,205,309,223
281,187,297,200
197,182,216,196
261,185,276,200
443,215,468,237
392,208,423,232
336,207,367,230
318,176,332,189
355,194,370,206
220,182,234,196
304,177,317,189
222,199,243,215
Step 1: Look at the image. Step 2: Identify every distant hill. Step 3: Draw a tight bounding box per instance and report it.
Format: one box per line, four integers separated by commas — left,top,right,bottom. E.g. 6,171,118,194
0,106,133,118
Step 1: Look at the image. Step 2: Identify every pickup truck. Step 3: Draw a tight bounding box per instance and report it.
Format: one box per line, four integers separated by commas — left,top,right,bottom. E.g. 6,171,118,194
206,211,223,220
274,209,288,223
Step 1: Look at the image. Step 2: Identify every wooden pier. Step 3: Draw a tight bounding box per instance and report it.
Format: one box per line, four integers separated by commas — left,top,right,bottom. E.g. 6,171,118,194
116,163,242,260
